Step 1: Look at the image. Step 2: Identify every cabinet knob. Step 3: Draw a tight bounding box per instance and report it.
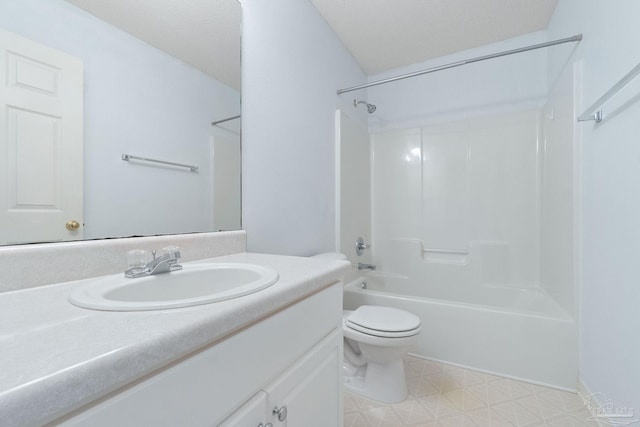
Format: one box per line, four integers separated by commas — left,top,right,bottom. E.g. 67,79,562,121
272,405,288,422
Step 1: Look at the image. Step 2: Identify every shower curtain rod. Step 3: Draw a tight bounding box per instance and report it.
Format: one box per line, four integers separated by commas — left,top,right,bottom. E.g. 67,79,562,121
337,34,583,95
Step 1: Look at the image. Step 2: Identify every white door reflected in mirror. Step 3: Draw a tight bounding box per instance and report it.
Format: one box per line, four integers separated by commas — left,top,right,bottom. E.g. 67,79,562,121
0,0,241,245
0,29,84,245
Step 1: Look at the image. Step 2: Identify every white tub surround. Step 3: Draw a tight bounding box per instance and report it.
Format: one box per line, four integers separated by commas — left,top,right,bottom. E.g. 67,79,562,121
0,253,350,427
341,58,581,391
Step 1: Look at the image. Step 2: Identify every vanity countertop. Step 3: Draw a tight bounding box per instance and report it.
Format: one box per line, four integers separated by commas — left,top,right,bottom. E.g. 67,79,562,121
0,252,350,427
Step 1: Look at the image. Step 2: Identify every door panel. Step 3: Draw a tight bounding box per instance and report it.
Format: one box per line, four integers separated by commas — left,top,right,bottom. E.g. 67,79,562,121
0,28,83,244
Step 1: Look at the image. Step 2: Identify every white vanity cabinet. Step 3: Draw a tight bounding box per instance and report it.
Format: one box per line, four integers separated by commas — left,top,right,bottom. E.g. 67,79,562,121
55,283,343,427
218,391,269,427
265,331,341,427
220,330,342,426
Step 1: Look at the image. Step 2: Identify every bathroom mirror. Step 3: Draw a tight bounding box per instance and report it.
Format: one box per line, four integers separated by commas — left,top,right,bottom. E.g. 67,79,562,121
0,0,241,246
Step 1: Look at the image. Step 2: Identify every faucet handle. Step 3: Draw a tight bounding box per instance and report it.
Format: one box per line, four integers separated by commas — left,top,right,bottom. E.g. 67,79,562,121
127,249,152,270
159,245,181,259
355,237,370,256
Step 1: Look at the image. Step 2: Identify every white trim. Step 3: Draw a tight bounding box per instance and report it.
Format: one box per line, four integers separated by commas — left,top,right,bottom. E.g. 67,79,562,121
209,136,216,231
369,129,375,262
334,109,342,253
577,378,628,427
573,60,585,377
577,377,592,403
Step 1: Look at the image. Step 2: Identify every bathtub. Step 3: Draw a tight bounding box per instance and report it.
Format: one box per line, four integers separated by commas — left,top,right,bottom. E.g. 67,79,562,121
343,274,578,390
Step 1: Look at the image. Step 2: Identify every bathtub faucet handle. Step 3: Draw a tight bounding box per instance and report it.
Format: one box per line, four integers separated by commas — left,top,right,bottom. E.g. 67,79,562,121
355,237,370,256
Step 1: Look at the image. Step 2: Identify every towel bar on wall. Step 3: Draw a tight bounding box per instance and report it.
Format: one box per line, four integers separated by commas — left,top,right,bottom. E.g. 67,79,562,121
211,114,241,126
422,247,469,255
577,60,640,123
391,238,469,255
121,154,199,172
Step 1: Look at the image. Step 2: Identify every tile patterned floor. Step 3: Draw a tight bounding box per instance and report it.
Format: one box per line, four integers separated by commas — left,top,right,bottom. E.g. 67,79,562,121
344,356,597,427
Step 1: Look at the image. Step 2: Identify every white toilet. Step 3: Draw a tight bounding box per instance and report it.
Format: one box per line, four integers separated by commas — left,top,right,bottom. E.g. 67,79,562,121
311,252,422,403
343,306,421,403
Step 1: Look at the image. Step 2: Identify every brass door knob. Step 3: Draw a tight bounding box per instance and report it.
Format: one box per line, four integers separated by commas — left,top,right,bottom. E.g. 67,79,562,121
66,220,81,231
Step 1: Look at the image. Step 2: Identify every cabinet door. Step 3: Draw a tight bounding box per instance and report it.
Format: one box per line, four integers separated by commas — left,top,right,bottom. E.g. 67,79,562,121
218,391,269,427
265,330,342,427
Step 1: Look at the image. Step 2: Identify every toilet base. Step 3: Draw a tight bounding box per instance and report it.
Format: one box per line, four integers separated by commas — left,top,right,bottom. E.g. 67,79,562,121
343,359,409,404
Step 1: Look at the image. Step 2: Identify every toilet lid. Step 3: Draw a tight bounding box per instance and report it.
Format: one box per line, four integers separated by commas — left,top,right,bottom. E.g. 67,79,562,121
345,305,421,338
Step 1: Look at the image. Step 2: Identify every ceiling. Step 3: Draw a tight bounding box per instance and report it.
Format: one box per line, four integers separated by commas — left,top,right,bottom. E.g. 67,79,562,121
64,0,558,87
310,0,558,75
65,0,241,90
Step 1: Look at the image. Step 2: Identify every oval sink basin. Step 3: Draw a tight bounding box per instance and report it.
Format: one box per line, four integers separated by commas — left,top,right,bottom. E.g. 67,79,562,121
69,263,279,311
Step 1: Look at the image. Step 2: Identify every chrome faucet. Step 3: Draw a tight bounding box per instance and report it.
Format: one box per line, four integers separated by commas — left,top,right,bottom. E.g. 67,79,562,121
125,247,183,278
355,237,370,256
357,263,376,271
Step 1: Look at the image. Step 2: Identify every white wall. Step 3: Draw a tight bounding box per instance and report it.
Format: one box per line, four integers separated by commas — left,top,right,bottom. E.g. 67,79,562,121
338,112,371,265
241,0,366,255
547,0,640,412
211,134,241,232
0,0,240,239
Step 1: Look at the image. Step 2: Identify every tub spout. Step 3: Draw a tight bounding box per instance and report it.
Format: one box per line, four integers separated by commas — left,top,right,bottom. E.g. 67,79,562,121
357,263,376,271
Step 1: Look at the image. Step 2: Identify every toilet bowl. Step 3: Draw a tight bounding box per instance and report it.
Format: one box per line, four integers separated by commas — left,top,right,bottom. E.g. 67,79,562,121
310,252,422,403
343,306,421,403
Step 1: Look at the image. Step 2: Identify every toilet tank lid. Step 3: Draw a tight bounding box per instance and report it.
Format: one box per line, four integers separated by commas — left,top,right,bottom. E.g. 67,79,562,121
346,305,421,333
310,252,347,260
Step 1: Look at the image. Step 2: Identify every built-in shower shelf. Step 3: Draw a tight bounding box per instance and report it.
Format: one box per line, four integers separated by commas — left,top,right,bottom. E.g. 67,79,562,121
421,245,469,264
422,252,468,265
422,247,469,255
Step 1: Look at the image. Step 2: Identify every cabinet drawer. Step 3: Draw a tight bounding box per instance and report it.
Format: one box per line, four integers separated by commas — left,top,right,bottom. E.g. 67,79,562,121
57,283,342,427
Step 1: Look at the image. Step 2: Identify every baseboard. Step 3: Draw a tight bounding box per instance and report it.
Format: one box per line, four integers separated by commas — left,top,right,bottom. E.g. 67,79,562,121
406,355,638,426
577,377,638,427
576,378,591,403
577,379,603,427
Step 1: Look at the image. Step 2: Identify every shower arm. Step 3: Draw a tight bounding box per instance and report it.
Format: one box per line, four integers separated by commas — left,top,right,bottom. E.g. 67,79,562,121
353,99,377,114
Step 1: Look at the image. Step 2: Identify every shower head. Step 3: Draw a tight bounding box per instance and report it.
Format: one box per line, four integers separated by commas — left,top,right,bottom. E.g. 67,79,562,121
354,99,376,114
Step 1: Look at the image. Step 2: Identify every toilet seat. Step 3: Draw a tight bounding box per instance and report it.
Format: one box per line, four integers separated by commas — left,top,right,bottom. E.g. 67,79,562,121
345,305,421,338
